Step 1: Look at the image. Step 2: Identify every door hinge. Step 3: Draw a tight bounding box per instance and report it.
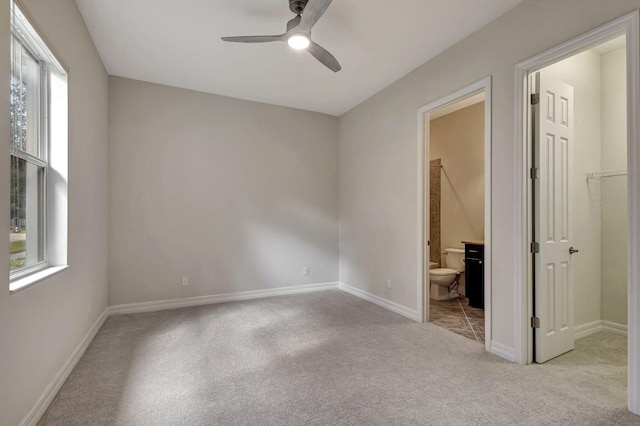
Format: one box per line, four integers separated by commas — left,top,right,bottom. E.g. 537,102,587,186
530,167,538,179
531,316,540,328
531,93,540,105
530,242,539,253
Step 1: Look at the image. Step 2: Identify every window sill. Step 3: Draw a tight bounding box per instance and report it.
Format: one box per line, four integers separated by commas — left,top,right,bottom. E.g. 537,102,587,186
10,265,69,294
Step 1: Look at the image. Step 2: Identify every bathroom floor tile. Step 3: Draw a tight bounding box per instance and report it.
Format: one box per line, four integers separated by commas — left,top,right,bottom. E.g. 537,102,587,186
430,297,485,344
462,306,484,320
471,321,485,334
431,315,469,330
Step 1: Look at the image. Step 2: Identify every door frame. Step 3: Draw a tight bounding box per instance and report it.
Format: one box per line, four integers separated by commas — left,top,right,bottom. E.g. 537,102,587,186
513,11,640,413
417,76,492,353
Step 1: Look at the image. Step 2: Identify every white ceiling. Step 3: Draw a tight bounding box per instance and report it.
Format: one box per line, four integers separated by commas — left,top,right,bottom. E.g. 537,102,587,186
74,0,524,116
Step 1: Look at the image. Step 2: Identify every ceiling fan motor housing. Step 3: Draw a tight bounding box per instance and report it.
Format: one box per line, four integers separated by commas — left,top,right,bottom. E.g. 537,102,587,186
289,0,308,14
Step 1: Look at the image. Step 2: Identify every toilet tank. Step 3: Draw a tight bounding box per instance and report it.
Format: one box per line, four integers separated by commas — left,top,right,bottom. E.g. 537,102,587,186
445,248,465,271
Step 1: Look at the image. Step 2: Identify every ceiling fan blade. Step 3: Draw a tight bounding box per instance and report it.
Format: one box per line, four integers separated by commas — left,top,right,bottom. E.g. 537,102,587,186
298,0,332,33
221,35,283,43
307,41,341,72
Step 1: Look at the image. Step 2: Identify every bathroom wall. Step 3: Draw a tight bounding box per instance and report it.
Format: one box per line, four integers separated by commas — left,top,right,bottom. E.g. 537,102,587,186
540,50,603,328
429,159,442,264
430,102,485,263
600,46,628,326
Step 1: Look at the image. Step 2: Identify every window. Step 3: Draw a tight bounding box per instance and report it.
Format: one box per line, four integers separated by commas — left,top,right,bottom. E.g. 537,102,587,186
9,1,68,290
10,22,46,273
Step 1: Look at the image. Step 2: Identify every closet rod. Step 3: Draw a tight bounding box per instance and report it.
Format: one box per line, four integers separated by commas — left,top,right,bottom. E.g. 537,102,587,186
585,169,627,179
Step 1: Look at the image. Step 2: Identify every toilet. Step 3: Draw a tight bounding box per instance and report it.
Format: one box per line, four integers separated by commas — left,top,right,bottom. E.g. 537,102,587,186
429,248,465,300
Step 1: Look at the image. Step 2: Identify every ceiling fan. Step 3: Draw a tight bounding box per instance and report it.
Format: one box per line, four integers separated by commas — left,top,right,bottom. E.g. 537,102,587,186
221,0,341,72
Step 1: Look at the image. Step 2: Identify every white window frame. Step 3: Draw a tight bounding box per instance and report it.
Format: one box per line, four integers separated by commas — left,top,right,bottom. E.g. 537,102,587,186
10,28,48,277
9,0,69,292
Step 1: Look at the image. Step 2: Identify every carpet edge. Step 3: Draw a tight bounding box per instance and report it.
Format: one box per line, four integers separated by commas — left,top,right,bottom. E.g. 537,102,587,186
20,308,109,426
107,282,340,315
338,282,419,321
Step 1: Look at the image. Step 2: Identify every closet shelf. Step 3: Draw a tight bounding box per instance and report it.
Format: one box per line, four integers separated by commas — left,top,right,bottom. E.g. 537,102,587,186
585,169,627,179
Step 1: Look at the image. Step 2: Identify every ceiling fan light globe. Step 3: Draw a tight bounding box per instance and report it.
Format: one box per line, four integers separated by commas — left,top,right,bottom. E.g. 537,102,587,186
287,34,310,50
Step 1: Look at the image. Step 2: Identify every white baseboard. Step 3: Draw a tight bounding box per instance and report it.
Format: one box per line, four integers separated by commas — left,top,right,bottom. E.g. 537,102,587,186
338,282,419,321
575,320,604,339
110,281,420,323
20,309,109,426
108,282,339,315
602,320,628,336
575,319,628,339
489,340,517,362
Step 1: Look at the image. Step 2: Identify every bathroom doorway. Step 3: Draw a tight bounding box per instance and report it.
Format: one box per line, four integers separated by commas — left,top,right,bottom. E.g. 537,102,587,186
429,96,485,344
515,11,640,413
417,77,492,351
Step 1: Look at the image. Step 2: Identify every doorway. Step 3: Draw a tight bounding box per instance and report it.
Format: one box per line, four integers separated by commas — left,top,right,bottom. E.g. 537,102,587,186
515,11,640,414
531,39,629,363
417,77,492,352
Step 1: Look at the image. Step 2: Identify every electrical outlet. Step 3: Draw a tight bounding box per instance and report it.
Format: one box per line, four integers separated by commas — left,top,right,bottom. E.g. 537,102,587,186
386,278,392,289
303,266,309,276
182,276,189,287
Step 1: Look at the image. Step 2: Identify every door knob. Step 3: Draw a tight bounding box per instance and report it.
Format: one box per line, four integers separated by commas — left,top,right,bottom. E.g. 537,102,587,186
569,247,579,255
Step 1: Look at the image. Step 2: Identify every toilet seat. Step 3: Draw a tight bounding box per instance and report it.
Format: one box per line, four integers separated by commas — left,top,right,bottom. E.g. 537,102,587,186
430,268,460,276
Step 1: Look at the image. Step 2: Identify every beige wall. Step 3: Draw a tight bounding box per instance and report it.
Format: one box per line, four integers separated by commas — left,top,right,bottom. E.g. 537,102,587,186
108,77,339,305
0,1,109,424
338,0,640,352
540,50,603,328
601,47,628,325
430,102,485,264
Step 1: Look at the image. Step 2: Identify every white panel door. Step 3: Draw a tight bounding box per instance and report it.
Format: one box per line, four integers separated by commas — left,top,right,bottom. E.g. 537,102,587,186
534,72,575,363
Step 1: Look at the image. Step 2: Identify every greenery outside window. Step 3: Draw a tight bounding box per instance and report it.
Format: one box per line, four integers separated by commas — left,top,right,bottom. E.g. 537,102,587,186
9,1,68,290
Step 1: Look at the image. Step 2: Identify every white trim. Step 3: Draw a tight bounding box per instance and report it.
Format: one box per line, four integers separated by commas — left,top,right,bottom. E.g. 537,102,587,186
12,0,69,72
575,320,629,339
574,320,605,339
338,282,419,321
417,99,428,323
489,341,517,363
604,321,629,336
108,282,339,315
430,93,484,120
416,76,492,352
483,80,493,353
625,10,640,416
19,309,108,426
514,55,530,366
514,10,640,414
9,265,69,294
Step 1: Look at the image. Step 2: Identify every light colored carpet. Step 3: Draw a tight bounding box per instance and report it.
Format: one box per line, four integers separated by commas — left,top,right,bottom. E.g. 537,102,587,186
39,290,638,425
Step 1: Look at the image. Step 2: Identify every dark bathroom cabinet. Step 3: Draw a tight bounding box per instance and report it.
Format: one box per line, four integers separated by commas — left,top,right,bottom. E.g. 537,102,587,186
464,243,484,310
